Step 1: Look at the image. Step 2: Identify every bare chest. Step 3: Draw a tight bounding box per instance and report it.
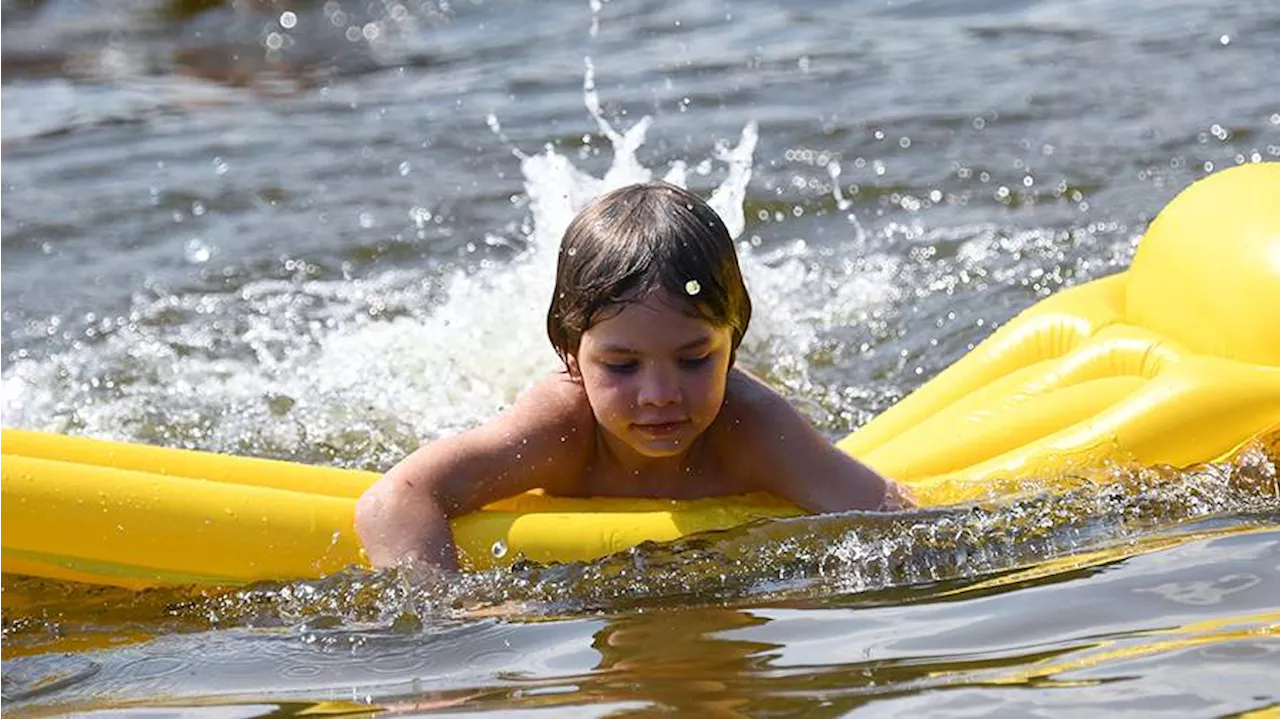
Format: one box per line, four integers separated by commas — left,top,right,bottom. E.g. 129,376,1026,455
561,437,749,500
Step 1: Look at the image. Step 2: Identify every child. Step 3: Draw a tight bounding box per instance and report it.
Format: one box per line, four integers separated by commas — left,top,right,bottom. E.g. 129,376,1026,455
356,181,913,571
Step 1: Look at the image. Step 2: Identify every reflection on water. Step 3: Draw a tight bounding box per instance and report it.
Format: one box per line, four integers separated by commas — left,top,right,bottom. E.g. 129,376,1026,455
582,608,778,716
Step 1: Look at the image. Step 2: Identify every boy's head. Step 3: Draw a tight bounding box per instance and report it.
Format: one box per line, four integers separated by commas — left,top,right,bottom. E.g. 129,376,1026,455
546,181,752,368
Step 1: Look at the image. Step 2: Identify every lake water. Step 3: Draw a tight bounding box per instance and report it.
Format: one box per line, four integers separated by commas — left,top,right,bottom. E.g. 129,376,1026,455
3,0,1279,715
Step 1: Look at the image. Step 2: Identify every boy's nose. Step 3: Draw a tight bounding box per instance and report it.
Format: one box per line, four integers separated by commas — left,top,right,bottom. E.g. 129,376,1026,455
637,367,681,407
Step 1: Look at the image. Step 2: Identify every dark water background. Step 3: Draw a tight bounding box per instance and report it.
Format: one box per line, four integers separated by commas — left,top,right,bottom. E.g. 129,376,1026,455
3,0,1280,715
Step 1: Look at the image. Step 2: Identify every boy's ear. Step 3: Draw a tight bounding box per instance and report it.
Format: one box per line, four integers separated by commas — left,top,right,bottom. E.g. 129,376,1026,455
565,353,582,379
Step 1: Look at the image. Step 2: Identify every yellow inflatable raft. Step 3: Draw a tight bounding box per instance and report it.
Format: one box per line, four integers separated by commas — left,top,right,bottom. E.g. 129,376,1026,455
3,163,1279,589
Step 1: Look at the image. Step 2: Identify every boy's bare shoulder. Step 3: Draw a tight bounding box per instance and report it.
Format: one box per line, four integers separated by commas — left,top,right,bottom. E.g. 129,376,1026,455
703,369,789,482
714,368,792,427
706,367,833,485
707,367,891,512
513,371,595,428
499,371,596,460
434,371,595,501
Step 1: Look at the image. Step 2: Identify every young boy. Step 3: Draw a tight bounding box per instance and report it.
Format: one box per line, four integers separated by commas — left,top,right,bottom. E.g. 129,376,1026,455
356,181,912,571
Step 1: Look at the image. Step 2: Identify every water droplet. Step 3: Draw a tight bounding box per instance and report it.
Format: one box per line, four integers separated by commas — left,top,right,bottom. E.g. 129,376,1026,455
184,238,212,264
684,279,701,296
491,540,508,558
567,247,577,256
280,11,297,29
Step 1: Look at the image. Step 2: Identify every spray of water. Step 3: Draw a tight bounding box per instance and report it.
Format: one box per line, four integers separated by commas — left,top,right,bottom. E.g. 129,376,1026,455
0,60,774,469
2,48,1141,461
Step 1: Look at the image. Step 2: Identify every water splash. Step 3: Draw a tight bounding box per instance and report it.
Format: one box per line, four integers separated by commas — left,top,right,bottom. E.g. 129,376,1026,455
476,443,1280,613
1,62,761,467
517,57,758,255
588,0,604,38
1,47,1140,461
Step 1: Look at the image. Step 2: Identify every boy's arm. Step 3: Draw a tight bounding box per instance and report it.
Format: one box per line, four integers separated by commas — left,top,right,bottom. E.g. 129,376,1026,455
355,373,594,571
716,368,913,513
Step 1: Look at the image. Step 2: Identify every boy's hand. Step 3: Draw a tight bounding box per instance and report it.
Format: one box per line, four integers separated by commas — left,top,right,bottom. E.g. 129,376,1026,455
880,479,917,511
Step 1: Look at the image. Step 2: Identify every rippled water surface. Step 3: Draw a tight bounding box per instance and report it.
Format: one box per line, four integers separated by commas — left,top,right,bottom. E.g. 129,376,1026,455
3,0,1280,715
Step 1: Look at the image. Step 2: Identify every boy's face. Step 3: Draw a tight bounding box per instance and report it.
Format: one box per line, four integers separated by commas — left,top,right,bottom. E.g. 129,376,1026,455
574,291,733,462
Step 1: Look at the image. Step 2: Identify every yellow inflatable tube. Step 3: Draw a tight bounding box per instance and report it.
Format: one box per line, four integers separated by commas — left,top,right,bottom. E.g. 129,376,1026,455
838,162,1280,491
1,431,804,587
3,162,1279,589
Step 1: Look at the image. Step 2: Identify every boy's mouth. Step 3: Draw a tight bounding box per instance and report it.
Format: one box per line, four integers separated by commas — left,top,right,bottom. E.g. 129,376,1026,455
632,420,688,437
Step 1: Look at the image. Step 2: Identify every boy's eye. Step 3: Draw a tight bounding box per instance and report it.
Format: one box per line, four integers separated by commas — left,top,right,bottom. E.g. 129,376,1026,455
678,355,711,369
602,359,639,374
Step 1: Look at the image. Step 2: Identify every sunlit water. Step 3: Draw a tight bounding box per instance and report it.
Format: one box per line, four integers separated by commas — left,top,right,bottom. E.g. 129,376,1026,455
3,0,1280,715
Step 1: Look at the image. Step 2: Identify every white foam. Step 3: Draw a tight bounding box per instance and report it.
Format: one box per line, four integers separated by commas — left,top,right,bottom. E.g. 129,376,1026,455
0,62,792,462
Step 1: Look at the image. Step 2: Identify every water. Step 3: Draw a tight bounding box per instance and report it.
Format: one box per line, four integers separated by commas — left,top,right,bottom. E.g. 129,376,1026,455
3,0,1280,714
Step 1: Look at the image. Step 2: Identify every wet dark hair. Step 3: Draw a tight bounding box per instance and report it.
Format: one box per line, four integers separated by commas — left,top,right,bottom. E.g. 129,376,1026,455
547,181,752,367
